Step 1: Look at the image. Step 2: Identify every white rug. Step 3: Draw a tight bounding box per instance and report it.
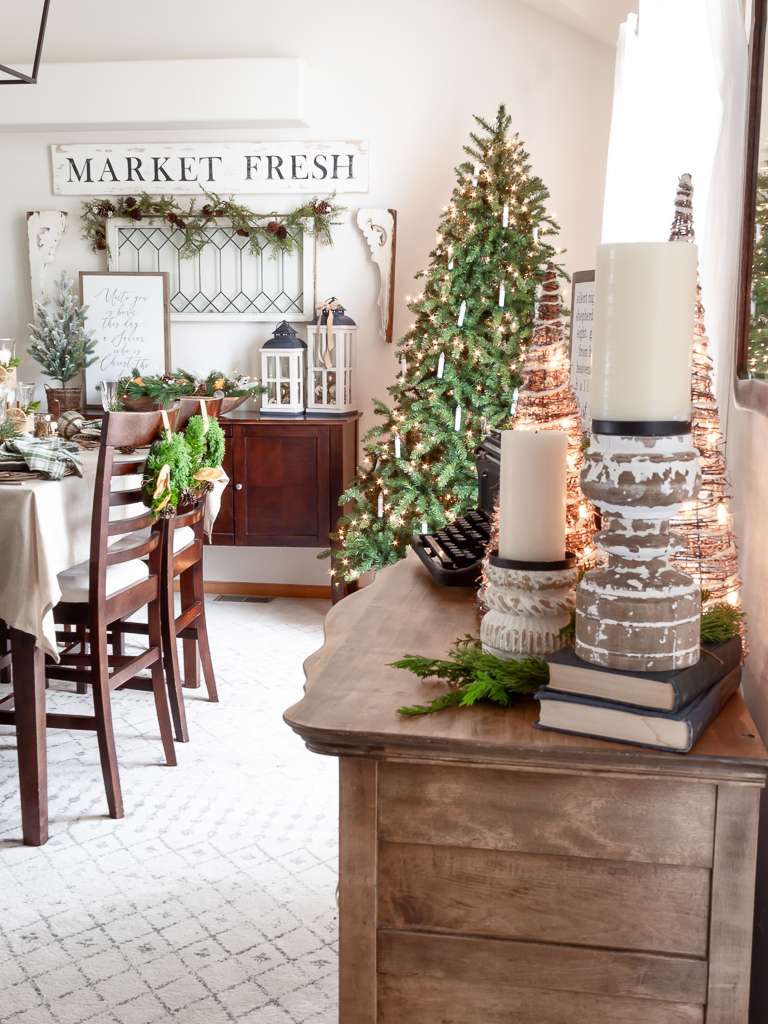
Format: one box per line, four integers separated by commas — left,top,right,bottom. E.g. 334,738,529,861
0,596,338,1024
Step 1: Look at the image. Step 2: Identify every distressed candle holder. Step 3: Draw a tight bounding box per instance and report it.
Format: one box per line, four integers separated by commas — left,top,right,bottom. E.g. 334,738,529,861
575,430,702,672
480,550,578,660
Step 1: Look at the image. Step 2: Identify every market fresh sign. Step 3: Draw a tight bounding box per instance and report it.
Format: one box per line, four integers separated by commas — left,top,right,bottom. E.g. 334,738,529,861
51,142,369,195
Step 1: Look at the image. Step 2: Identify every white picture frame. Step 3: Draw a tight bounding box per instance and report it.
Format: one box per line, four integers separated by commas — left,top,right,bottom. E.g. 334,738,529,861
105,217,315,322
79,271,171,407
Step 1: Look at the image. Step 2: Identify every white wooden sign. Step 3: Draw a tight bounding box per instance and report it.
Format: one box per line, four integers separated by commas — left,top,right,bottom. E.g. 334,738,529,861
569,270,595,429
53,142,369,195
80,271,171,406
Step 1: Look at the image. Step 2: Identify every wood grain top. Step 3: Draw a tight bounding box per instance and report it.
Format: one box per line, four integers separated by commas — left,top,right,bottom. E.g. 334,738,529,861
221,410,362,425
284,553,768,783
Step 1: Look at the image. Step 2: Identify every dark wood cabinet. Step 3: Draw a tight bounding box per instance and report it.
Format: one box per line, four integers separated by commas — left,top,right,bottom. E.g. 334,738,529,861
211,411,360,598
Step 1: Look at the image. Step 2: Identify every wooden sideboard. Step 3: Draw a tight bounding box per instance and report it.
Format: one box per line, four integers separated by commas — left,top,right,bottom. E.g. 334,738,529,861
284,553,768,1024
212,410,360,600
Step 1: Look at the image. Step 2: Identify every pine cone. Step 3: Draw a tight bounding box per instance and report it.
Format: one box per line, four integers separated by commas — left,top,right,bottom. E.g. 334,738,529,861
214,208,225,217
236,227,249,237
130,210,143,221
96,241,107,251
161,373,175,382
277,225,288,240
201,205,213,215
118,445,137,455
175,218,186,230
94,200,116,218
313,200,332,216
179,487,197,508
124,196,137,209
160,503,176,519
201,480,215,495
166,212,178,224
266,221,279,234
195,382,207,395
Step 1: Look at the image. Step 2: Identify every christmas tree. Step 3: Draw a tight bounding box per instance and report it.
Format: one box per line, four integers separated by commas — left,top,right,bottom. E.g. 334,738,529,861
327,105,562,582
747,169,768,375
667,174,744,626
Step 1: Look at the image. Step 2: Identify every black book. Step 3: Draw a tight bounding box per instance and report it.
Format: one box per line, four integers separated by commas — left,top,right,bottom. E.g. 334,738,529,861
543,637,742,712
534,667,741,753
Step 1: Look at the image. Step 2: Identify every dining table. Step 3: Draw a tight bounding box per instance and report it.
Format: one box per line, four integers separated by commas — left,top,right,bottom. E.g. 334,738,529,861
0,450,100,845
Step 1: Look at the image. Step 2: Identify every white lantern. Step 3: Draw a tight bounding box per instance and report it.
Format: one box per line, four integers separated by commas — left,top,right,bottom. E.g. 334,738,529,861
306,298,357,417
260,320,307,417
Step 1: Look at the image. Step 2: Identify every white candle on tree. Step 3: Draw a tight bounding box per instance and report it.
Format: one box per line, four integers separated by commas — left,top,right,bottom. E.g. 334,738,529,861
394,435,401,458
502,204,509,228
457,301,466,327
498,429,567,562
498,283,505,308
437,352,445,379
377,493,384,517
590,242,698,424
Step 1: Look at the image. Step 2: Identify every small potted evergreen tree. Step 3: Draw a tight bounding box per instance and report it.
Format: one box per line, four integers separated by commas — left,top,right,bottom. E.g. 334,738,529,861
28,271,99,412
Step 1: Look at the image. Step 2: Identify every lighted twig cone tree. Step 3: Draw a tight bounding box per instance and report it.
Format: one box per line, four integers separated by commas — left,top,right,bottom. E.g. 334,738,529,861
668,173,744,626
325,105,562,582
478,265,594,605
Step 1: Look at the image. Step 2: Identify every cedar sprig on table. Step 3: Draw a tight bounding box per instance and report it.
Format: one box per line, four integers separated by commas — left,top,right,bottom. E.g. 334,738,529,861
700,602,745,644
392,633,548,716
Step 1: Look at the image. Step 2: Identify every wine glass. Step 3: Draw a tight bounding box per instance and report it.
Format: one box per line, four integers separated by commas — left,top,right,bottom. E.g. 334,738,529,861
100,381,120,412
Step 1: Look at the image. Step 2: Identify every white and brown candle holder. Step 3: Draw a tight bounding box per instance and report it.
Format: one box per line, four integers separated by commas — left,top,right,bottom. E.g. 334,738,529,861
480,550,578,660
575,425,702,672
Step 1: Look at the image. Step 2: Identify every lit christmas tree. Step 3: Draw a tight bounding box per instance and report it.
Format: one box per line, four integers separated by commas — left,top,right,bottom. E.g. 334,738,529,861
667,174,744,627
326,105,562,582
477,264,594,609
747,169,768,375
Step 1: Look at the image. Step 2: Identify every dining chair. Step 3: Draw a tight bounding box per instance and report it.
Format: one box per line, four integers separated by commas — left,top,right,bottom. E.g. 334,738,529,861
112,395,221,745
44,409,179,819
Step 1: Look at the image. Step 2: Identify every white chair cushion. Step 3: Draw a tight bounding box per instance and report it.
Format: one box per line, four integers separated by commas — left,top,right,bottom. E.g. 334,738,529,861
57,557,150,603
109,525,196,556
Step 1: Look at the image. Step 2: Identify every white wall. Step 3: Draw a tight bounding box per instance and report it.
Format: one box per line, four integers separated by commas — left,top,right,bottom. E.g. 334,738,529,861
0,0,616,588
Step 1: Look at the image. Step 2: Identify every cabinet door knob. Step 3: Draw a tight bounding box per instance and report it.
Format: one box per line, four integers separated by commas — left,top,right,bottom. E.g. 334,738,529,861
235,483,243,490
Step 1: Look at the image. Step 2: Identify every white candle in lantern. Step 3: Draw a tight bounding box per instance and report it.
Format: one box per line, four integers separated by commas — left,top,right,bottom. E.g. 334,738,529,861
498,283,505,308
394,435,401,458
377,493,384,517
457,301,466,327
454,406,461,431
590,242,698,424
502,204,509,228
0,343,12,364
437,352,445,379
498,429,567,562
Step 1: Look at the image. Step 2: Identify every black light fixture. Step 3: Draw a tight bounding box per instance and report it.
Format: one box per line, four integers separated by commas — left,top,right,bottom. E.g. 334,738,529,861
0,0,51,85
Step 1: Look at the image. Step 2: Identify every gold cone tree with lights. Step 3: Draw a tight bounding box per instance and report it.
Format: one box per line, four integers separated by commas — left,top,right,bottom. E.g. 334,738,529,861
479,264,594,603
323,105,563,582
668,173,744,626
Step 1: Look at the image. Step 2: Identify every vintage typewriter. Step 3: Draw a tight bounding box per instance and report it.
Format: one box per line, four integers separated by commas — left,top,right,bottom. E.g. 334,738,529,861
410,430,500,586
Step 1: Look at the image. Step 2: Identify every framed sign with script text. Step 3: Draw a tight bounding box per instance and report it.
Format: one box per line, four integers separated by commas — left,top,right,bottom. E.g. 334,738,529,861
568,270,595,430
79,271,171,407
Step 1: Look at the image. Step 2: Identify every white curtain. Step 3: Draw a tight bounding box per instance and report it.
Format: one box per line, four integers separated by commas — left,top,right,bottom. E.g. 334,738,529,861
601,0,749,423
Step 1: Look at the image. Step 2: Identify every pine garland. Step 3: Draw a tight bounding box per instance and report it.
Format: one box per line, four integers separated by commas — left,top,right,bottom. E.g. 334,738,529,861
118,367,266,407
321,104,563,582
27,272,99,387
81,189,345,261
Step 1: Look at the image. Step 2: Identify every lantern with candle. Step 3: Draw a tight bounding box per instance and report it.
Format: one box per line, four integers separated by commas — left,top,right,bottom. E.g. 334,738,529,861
306,298,357,417
260,320,306,418
480,429,578,659
575,241,702,672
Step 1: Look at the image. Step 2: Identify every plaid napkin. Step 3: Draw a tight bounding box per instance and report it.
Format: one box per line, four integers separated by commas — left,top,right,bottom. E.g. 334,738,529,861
0,437,84,480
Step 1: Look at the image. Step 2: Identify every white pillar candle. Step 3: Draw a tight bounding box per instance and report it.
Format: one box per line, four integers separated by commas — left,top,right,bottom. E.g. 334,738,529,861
377,492,384,517
394,435,401,458
590,242,698,424
437,352,445,379
457,301,466,327
498,429,567,562
498,283,505,308
448,260,454,270
421,521,428,534
454,406,461,431
0,344,12,365
502,204,509,228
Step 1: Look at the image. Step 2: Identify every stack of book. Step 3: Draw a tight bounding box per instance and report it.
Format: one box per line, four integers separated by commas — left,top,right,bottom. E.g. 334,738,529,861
535,636,743,752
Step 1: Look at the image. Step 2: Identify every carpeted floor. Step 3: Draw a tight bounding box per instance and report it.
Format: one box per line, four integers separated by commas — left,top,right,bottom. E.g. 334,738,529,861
0,596,338,1024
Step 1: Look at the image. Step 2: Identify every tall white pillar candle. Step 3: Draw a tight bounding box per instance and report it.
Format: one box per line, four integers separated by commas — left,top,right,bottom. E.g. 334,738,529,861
454,406,462,431
377,493,384,517
590,242,698,423
437,352,445,378
498,283,505,308
502,204,509,228
498,429,567,562
394,435,401,458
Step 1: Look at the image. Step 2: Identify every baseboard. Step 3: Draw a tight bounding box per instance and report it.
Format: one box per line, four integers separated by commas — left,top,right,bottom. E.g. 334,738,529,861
174,580,332,599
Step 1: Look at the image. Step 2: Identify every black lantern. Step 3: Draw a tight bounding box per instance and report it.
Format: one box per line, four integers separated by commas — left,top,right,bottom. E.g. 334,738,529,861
260,321,307,417
1,0,52,85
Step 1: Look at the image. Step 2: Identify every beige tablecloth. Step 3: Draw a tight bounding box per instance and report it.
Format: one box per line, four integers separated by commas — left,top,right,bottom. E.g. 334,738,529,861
0,451,99,659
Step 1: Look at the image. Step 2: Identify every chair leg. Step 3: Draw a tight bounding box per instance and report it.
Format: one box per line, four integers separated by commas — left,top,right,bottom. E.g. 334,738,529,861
179,569,201,689
90,633,124,819
160,556,189,744
148,590,179,765
189,561,218,704
76,625,89,694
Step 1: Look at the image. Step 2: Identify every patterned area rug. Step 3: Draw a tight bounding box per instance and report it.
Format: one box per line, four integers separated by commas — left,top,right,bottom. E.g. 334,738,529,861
0,597,338,1024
